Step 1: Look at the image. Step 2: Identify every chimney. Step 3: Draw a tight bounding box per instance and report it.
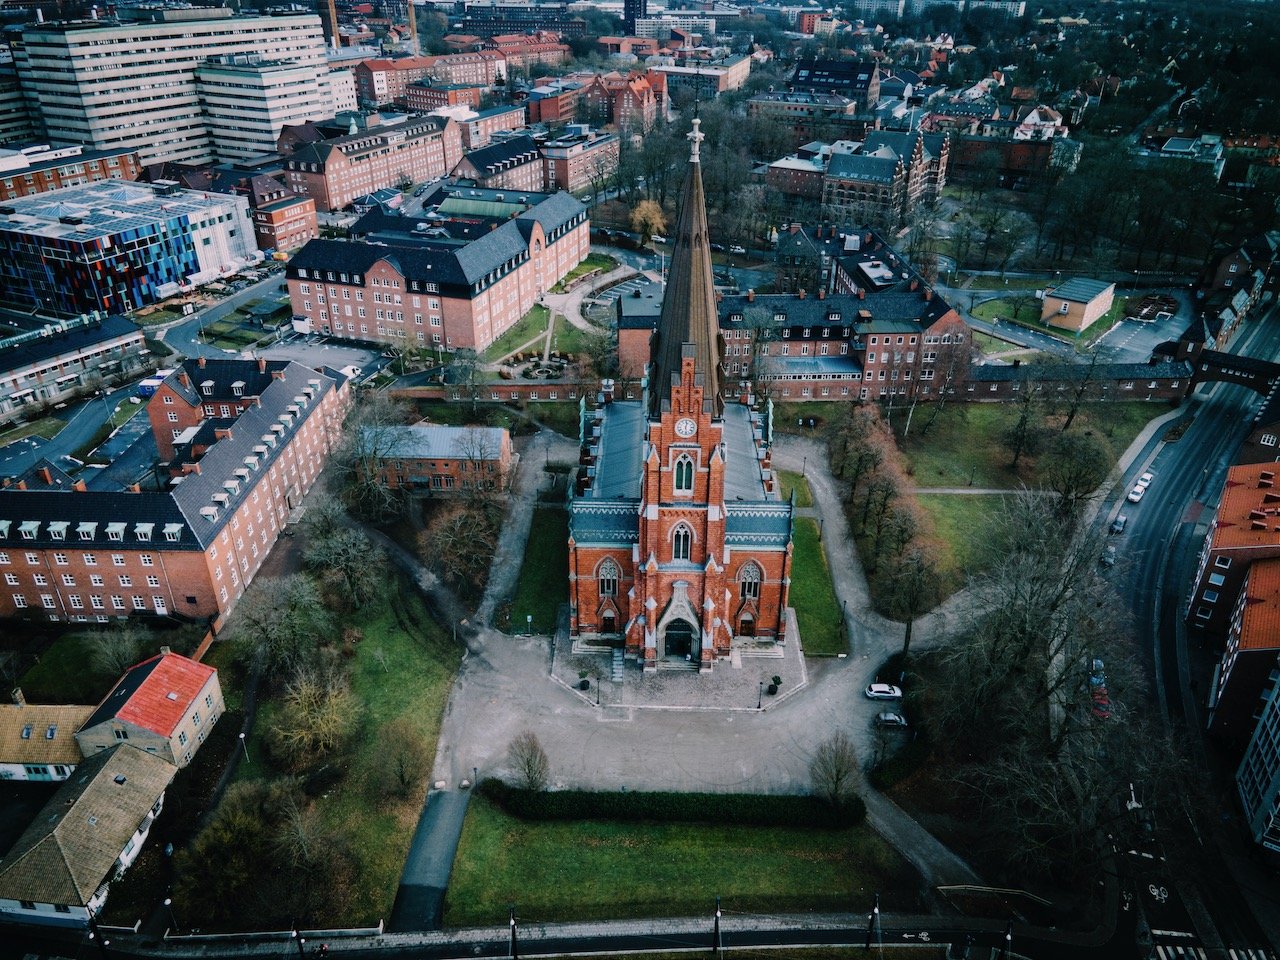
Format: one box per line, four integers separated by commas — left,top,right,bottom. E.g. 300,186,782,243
258,357,267,373
160,645,172,656
128,482,142,491
747,289,755,303
818,289,825,300
1012,358,1021,368
798,289,806,300
178,371,190,388
858,288,865,300
15,480,26,491
925,289,933,302
181,464,201,476
72,479,87,492
197,356,206,369
910,279,919,292
11,688,25,707
272,370,286,380
38,466,52,485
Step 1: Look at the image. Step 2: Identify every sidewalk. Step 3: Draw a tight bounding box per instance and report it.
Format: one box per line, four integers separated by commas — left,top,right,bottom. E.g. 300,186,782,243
542,263,640,333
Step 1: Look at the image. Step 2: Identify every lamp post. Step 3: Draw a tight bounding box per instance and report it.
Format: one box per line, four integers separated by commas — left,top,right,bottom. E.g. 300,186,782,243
164,897,179,935
596,676,601,706
238,731,249,761
474,766,479,786
526,614,533,635
757,679,763,710
292,928,306,960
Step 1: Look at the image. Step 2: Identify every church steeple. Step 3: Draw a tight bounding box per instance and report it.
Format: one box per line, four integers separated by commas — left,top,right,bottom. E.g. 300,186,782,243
648,118,724,419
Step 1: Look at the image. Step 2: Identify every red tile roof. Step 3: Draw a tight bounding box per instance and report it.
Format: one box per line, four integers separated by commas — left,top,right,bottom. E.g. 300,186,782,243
1211,463,1280,550
113,654,215,738
1240,558,1280,651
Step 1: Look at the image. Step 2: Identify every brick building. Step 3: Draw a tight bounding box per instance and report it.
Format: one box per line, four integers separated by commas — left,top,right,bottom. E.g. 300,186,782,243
541,127,620,194
0,358,349,629
281,115,462,212
485,32,571,72
364,424,515,492
790,59,880,110
428,50,507,87
354,56,436,107
404,82,486,112
457,104,527,150
451,136,544,192
568,120,794,673
527,79,587,125
747,92,858,149
244,174,317,253
822,131,949,229
285,188,588,352
0,144,142,202
1210,557,1280,750
582,72,659,131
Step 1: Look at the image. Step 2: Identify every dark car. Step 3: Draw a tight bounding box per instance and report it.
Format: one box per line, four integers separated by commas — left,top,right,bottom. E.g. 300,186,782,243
1110,515,1128,534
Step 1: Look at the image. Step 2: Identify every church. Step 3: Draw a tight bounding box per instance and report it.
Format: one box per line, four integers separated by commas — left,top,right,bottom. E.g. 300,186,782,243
567,120,795,673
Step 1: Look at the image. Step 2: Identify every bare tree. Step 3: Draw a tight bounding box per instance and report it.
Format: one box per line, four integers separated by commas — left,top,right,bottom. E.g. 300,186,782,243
266,661,358,772
1038,431,1111,520
810,731,859,808
90,623,147,677
227,574,333,677
379,717,430,799
418,503,501,598
448,348,482,413
882,547,942,660
508,731,550,790
305,527,388,609
335,391,410,520
1059,351,1101,433
1001,378,1045,468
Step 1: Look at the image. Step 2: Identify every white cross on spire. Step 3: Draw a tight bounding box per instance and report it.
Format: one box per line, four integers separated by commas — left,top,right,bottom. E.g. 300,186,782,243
687,118,704,163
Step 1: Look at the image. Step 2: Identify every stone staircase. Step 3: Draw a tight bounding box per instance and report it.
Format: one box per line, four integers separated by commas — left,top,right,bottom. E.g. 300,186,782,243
610,648,624,682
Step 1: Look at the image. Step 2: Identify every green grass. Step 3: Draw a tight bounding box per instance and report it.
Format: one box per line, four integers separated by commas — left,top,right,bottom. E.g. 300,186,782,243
900,401,1162,490
551,252,619,292
0,416,66,445
790,517,845,656
231,586,461,925
415,399,582,439
483,304,551,363
777,469,813,507
107,397,147,428
18,634,114,704
508,508,569,634
915,494,1010,584
971,331,1016,354
961,275,1048,290
134,308,185,327
971,296,1045,327
772,402,839,436
551,312,595,358
443,796,914,926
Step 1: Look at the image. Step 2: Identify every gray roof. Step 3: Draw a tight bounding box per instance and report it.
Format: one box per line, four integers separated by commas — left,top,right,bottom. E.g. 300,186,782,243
582,400,646,501
0,315,143,378
1047,277,1114,304
363,424,506,460
725,503,793,548
458,136,541,177
968,360,1192,383
826,152,900,184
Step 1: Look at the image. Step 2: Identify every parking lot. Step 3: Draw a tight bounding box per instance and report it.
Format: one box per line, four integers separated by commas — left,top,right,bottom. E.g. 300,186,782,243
1093,289,1195,364
261,333,389,383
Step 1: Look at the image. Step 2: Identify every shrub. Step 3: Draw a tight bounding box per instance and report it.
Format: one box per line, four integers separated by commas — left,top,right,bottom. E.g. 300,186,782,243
476,781,866,829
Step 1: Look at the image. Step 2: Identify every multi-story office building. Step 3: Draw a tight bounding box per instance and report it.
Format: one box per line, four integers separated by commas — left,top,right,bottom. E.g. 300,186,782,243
0,180,255,316
0,314,147,423
0,63,36,147
281,115,462,212
9,7,332,166
451,135,544,192
195,56,330,163
0,357,349,629
427,50,507,87
355,56,437,107
623,0,648,34
285,187,588,352
0,143,142,201
647,55,751,98
541,127,620,194
1237,653,1280,855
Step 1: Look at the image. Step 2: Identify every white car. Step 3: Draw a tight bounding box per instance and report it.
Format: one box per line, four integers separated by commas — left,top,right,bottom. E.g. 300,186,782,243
1137,472,1154,489
652,235,667,244
730,244,746,254
1127,485,1145,504
865,683,903,700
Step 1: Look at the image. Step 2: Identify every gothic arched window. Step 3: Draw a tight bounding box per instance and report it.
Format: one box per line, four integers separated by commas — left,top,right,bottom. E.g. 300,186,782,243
674,456,694,493
598,558,619,597
739,562,762,600
673,524,692,561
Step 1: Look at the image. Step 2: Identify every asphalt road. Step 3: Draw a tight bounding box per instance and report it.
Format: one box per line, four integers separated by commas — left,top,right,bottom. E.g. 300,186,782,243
0,393,117,479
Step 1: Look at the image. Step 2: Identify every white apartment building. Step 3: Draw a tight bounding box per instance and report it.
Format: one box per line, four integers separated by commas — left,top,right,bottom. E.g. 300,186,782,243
328,68,359,115
10,7,332,166
196,56,331,162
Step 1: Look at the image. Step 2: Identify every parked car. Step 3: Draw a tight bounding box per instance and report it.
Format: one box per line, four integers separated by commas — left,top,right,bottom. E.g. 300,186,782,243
864,683,903,700
1100,545,1117,567
730,244,746,254
1137,471,1154,489
652,235,667,244
875,712,908,728
1127,485,1145,503
710,242,726,252
1110,515,1128,534
413,187,426,197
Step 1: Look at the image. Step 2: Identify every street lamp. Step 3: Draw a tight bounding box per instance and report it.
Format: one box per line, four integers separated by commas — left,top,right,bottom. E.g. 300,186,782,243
526,614,533,635
757,679,763,710
238,732,248,762
596,675,601,706
164,897,179,935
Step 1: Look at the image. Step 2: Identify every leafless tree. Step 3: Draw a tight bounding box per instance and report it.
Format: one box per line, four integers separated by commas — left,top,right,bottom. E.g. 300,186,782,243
508,731,550,790
305,527,388,610
227,574,333,678
90,623,147,677
882,547,941,660
1038,430,1111,520
1001,377,1045,468
379,717,430,799
810,731,859,808
266,661,358,772
334,391,411,520
448,348,483,413
418,502,501,598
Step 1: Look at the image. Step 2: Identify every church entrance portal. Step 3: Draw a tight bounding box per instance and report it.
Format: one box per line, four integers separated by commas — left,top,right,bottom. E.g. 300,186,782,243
663,619,696,659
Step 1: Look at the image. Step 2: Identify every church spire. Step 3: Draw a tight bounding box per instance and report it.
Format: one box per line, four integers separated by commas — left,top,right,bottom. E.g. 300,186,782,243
648,118,723,419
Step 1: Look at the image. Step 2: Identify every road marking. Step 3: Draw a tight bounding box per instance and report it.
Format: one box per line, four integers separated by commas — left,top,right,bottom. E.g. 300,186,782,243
1155,946,1206,960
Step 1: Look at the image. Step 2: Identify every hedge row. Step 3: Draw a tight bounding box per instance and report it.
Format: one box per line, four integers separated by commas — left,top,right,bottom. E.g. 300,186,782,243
477,780,866,829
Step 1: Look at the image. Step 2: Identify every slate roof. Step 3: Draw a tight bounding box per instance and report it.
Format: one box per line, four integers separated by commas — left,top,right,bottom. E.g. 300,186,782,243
364,424,507,460
457,135,541,177
0,315,144,378
826,152,901,184
1047,277,1113,304
80,653,215,739
0,744,175,907
0,704,94,767
720,289,952,331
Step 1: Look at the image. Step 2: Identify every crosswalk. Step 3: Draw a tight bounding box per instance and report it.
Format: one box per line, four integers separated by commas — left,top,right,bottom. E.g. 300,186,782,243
1154,945,1276,960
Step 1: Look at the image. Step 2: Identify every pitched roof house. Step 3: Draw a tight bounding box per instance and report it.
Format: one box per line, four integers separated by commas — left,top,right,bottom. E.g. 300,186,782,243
0,699,94,782
0,744,175,926
75,653,223,769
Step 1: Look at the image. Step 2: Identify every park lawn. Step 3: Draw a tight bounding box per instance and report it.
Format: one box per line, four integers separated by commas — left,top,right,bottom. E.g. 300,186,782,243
899,401,1162,490
18,633,116,704
971,331,1017,354
508,508,570,634
483,304,551,364
915,494,1010,584
0,416,66,445
107,397,147,428
551,312,595,358
772,402,842,435
228,585,460,926
777,469,813,507
790,517,845,656
971,296,1044,327
415,399,582,439
552,252,619,291
443,797,914,926
961,275,1047,290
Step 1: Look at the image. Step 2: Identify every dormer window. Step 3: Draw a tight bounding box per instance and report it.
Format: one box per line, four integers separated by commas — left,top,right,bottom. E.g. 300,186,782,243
0,520,9,538
201,381,214,396
163,523,182,542
134,523,153,542
231,381,245,397
212,492,229,506
48,521,67,541
224,480,240,496
200,506,219,523
106,522,126,542
77,522,97,541
19,521,39,540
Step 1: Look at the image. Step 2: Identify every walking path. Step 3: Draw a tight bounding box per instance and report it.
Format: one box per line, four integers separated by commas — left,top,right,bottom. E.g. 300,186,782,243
542,264,640,333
